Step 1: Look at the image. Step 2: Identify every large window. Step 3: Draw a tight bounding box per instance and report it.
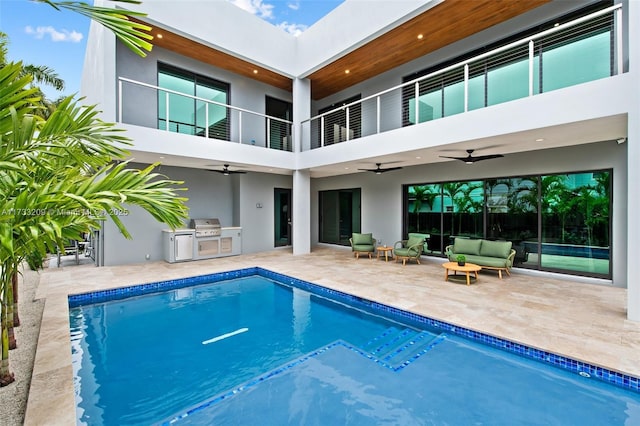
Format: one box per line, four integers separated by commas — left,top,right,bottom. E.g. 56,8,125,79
402,2,614,124
403,170,611,278
157,63,230,140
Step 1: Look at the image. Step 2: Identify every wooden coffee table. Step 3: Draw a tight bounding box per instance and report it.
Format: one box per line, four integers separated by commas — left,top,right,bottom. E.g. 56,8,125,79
377,246,393,262
443,262,482,286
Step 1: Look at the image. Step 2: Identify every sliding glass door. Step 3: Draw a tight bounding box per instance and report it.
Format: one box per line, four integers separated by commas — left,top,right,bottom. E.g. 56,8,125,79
403,169,611,278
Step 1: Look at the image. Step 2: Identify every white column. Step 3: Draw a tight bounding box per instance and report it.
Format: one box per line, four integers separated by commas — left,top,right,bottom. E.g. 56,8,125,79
292,170,311,255
292,77,312,255
627,0,640,321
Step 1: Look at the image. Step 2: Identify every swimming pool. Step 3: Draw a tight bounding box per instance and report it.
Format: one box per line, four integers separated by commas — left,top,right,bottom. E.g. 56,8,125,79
69,267,640,425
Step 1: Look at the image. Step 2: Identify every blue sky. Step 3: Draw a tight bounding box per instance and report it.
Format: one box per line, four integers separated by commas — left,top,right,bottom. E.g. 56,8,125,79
0,0,344,100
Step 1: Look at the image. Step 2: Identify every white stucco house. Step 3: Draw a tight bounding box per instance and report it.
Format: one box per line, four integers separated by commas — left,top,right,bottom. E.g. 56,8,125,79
80,0,640,320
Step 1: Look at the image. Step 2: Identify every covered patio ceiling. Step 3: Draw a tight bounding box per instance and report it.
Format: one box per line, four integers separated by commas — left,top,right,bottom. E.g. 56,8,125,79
142,0,550,100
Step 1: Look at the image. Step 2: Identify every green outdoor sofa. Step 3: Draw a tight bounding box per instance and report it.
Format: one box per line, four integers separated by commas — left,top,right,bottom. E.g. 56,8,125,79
446,238,516,279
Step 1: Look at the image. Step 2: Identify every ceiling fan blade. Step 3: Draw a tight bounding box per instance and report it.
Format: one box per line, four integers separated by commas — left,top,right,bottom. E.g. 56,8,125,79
358,162,403,173
378,166,403,172
208,164,247,175
440,151,504,163
358,166,403,173
439,155,466,161
468,154,504,162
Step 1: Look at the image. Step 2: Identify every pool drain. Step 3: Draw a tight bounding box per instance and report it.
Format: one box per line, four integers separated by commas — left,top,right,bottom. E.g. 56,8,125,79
579,371,591,378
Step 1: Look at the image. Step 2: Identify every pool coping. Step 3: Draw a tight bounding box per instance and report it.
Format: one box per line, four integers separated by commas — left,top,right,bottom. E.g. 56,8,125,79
68,266,640,394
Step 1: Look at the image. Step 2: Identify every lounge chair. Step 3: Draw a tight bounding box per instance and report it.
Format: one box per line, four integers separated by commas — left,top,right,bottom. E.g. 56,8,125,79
349,233,377,259
393,235,425,265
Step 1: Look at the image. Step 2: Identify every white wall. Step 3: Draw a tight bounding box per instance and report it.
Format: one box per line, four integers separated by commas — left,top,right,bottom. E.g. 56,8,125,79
102,163,235,265
239,172,292,254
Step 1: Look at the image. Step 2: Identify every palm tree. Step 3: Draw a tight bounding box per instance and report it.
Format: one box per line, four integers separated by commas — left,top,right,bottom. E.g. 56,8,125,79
0,61,189,386
1,0,159,386
410,185,436,232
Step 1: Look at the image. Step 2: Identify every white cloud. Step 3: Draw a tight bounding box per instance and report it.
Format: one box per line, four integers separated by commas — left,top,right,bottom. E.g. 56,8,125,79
277,21,308,37
287,1,300,10
25,25,83,43
227,0,274,20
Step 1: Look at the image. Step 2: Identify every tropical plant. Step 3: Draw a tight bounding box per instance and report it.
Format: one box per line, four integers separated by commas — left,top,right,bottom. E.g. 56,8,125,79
35,0,153,58
410,185,437,232
0,0,160,387
0,60,189,386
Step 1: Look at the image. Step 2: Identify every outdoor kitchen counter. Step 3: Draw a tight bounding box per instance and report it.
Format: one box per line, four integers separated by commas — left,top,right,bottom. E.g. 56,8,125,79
162,227,242,263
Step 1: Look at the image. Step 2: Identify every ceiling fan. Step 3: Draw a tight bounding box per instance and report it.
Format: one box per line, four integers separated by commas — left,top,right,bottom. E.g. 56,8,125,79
208,164,247,175
358,163,403,174
440,149,504,164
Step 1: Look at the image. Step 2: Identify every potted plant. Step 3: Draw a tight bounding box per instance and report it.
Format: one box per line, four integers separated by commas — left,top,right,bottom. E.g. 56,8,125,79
456,254,466,266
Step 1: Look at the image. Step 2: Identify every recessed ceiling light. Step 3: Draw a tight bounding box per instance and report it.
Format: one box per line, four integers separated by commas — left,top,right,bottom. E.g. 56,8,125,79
253,69,258,74
156,33,163,39
345,69,350,74
415,156,421,159
159,156,165,159
535,138,544,142
417,34,424,40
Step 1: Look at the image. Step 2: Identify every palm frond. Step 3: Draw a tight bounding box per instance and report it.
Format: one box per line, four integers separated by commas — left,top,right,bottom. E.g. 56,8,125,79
22,65,65,91
36,0,153,57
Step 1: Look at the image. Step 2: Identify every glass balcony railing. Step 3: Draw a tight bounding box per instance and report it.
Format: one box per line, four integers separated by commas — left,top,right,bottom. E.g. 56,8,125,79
302,4,623,151
117,78,294,151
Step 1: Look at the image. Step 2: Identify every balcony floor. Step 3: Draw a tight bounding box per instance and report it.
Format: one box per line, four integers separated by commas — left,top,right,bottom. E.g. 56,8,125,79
25,245,640,424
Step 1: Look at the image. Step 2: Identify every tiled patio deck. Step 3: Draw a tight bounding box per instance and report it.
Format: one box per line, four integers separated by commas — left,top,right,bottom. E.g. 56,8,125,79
25,246,640,424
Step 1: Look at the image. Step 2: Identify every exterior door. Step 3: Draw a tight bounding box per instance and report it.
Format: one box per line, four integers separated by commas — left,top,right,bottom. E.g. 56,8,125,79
266,96,292,150
274,188,292,247
319,188,361,246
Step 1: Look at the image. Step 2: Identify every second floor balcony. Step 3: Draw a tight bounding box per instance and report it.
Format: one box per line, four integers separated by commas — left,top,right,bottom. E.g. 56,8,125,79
116,4,624,157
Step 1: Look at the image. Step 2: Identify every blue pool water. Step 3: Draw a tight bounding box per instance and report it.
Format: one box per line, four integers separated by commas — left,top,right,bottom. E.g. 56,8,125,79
70,270,640,425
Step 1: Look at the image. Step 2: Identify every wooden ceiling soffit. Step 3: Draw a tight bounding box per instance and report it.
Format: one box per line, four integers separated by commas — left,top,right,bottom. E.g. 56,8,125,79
307,0,550,100
144,22,293,92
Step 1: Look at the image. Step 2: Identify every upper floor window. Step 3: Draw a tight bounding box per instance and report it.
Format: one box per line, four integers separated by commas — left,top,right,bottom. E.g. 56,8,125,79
402,1,615,126
157,63,230,140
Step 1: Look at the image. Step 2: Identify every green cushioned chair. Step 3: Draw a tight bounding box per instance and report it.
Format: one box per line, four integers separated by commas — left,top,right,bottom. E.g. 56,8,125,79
349,232,377,259
393,235,424,266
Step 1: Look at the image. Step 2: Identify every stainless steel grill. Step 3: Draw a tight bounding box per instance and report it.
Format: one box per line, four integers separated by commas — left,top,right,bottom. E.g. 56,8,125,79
190,218,221,237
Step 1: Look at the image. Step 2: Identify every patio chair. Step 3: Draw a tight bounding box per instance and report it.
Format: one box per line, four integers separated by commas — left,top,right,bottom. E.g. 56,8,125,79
349,232,377,259
393,235,424,265
57,239,79,267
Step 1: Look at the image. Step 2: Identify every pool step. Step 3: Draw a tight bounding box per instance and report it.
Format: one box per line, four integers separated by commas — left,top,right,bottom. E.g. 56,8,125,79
363,327,446,369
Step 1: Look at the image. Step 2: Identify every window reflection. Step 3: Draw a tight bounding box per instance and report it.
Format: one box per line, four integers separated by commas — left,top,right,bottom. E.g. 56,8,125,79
404,170,611,278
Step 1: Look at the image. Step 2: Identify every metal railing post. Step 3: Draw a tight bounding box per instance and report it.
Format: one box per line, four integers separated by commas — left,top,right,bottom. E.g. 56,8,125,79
414,81,420,124
165,92,170,131
616,7,623,75
320,115,325,147
205,103,209,138
464,64,469,112
238,110,242,143
376,96,381,134
345,107,350,141
118,79,123,123
529,40,535,96
266,117,271,148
